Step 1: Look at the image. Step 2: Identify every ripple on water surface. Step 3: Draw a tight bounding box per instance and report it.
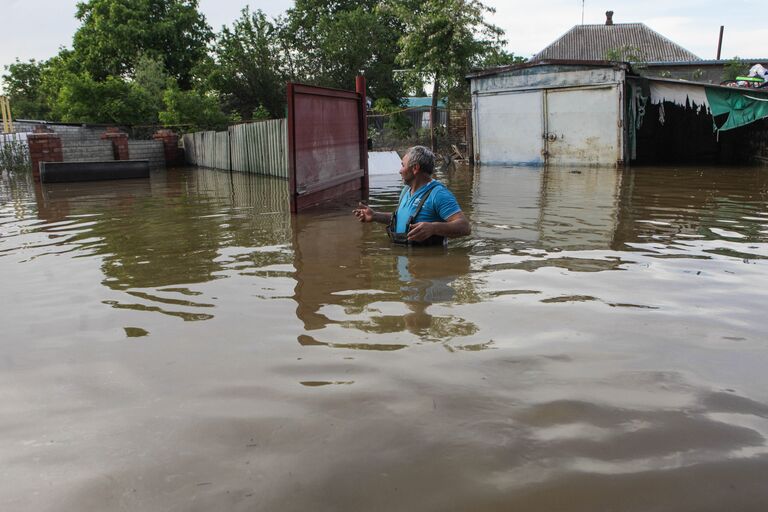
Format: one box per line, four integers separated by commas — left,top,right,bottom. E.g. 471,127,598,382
1,165,768,511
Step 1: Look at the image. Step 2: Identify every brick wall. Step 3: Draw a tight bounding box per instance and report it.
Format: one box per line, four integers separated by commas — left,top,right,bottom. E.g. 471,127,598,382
100,128,129,160
153,129,183,166
20,123,183,172
27,129,62,181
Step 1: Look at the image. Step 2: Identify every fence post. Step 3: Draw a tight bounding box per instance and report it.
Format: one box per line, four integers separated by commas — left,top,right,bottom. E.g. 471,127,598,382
356,75,369,194
101,127,130,160
153,129,182,166
27,126,62,182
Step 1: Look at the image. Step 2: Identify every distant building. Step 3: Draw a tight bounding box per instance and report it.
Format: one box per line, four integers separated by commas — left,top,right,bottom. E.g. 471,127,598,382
532,11,700,63
467,11,768,167
404,97,447,129
531,10,766,85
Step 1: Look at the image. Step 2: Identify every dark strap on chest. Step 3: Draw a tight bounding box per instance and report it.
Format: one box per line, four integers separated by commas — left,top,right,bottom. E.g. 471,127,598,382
387,184,446,246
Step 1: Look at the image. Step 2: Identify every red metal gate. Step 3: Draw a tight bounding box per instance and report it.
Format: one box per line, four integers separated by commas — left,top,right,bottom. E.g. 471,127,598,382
287,77,369,212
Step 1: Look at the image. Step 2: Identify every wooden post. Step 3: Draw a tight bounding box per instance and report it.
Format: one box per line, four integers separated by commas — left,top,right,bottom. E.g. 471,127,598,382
0,96,13,134
466,109,474,165
356,75,369,195
287,82,297,213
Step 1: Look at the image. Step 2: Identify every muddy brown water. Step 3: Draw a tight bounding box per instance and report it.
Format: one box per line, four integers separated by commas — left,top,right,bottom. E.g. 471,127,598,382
1,164,768,511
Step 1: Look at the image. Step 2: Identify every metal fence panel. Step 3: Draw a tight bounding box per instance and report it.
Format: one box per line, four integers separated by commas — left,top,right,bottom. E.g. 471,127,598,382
183,121,288,178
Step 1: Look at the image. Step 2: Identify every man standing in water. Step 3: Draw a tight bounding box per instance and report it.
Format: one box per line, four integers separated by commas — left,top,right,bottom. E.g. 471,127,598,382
353,146,470,245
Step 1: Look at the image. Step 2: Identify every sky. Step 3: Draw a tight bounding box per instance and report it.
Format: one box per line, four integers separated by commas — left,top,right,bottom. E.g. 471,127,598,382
1,0,766,82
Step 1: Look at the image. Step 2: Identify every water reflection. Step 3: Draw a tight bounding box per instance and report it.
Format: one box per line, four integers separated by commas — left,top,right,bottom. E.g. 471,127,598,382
26,169,293,322
291,209,478,349
471,165,622,250
2,164,768,511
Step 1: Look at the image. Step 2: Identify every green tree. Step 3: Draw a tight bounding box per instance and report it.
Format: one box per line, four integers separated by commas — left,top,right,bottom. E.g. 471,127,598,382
1,59,51,119
131,54,172,121
281,0,405,101
53,74,155,124
159,85,229,131
209,8,286,119
476,48,526,69
722,57,748,82
372,97,412,138
73,0,212,89
389,0,504,149
605,45,647,70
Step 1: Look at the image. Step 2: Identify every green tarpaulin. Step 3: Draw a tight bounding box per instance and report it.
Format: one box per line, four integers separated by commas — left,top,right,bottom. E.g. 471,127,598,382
705,87,768,132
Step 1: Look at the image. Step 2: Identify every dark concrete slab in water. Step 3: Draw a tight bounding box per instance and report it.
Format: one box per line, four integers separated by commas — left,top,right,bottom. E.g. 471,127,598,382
40,160,150,183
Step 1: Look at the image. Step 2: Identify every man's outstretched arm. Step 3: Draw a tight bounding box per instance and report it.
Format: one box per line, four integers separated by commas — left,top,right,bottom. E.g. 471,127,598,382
353,202,392,224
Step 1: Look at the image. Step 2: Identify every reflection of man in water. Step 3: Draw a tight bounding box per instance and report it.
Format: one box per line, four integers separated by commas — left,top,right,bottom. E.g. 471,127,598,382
397,249,476,337
353,146,470,246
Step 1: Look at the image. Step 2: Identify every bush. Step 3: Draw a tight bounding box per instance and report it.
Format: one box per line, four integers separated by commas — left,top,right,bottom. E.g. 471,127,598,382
0,137,30,173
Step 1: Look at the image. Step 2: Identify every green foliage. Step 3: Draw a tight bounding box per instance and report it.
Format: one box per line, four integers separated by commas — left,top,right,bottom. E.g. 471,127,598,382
476,48,527,69
131,54,173,121
53,74,155,124
73,0,212,89
282,0,405,100
0,138,31,173
1,59,51,119
3,0,513,133
388,0,505,106
159,85,229,131
722,57,748,81
209,8,286,119
605,45,647,67
372,98,412,138
252,105,271,121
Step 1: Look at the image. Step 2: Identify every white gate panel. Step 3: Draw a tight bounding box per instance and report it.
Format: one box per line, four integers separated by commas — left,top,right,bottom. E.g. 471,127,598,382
545,86,621,166
474,90,543,165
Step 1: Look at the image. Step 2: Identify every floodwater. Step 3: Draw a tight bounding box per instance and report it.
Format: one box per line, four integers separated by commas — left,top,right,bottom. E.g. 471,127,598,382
1,164,768,511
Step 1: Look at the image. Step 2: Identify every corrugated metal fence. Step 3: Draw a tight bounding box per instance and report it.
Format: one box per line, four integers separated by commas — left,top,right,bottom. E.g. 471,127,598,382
182,119,288,178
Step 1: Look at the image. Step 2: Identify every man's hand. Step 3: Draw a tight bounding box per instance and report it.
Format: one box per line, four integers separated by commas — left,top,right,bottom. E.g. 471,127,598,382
353,202,393,224
407,221,437,241
408,212,471,241
353,202,374,223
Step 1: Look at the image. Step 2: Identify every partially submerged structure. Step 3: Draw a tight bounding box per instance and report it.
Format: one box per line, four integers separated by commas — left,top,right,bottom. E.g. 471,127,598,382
469,12,768,166
469,60,768,166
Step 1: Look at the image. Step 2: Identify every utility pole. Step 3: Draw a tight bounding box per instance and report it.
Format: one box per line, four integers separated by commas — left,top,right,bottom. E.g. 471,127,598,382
716,25,724,60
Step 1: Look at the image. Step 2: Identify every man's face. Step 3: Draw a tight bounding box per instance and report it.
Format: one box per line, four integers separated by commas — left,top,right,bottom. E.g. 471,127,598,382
400,154,415,184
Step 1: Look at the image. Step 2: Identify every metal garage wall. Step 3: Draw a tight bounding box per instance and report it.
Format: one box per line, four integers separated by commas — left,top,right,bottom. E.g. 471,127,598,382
470,62,628,167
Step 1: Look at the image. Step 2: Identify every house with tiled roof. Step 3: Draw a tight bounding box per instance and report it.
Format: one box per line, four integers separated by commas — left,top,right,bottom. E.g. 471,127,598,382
532,11,700,63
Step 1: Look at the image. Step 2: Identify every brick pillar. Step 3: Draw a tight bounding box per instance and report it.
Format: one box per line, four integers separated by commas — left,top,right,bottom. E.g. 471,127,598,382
101,127,129,160
153,129,183,166
27,126,63,182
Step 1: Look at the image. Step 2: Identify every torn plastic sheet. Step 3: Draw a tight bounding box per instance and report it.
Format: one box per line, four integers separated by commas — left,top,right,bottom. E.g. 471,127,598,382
650,82,709,112
705,87,768,131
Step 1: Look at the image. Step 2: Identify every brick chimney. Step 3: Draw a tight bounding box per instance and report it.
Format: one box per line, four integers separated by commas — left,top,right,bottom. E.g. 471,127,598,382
605,11,614,25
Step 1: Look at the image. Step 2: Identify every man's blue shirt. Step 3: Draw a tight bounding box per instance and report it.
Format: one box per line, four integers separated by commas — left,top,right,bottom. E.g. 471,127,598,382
394,180,461,234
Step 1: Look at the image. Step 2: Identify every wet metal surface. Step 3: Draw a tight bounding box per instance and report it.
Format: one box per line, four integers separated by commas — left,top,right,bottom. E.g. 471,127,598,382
1,164,768,511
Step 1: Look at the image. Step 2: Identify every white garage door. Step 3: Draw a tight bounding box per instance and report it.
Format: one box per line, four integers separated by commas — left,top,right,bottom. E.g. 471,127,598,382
474,90,543,165
545,85,622,166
